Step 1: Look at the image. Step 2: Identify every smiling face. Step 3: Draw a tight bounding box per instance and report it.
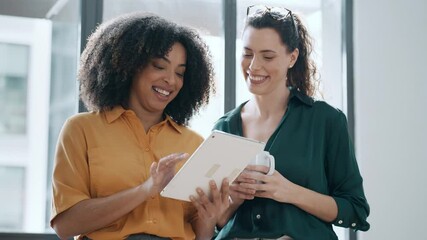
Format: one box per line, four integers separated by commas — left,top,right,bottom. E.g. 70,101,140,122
128,42,186,116
241,26,298,96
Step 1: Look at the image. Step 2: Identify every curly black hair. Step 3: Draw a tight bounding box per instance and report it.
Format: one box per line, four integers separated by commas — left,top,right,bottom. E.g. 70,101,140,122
245,7,319,97
79,12,215,125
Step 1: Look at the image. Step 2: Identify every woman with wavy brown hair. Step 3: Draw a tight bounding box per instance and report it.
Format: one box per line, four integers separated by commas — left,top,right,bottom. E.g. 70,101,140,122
214,5,370,240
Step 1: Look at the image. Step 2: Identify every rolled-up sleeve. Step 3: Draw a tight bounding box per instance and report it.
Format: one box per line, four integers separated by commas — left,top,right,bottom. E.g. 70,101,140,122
326,111,370,231
50,117,91,225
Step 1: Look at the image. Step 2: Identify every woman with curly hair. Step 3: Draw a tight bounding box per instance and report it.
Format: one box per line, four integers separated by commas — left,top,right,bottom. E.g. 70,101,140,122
213,5,370,240
50,12,229,240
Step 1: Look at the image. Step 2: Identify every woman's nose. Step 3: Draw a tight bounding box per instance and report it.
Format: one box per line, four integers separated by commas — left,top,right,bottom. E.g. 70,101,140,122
249,56,261,71
163,71,176,85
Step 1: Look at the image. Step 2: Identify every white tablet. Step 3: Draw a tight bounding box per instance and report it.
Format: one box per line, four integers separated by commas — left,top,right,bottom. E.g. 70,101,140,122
160,130,266,201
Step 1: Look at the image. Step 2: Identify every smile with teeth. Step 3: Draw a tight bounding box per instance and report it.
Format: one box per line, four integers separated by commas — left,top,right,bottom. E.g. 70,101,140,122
249,74,268,82
153,87,171,96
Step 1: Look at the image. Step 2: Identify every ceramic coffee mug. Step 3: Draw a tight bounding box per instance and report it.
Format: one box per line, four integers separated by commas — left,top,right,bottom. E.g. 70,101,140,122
250,151,275,175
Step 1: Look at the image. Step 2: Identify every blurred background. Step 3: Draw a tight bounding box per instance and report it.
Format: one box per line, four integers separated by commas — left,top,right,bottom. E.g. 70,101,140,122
0,0,425,239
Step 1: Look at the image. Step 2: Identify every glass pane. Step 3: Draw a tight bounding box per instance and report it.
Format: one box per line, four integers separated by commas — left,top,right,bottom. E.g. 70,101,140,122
0,14,52,233
45,0,80,231
0,0,80,233
103,0,225,138
0,43,29,135
0,166,25,231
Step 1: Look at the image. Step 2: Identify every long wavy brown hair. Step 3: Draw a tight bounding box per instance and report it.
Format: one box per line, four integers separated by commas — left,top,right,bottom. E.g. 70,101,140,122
245,8,319,97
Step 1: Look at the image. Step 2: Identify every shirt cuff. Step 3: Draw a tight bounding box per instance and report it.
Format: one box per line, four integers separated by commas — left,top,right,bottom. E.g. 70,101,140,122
332,196,369,231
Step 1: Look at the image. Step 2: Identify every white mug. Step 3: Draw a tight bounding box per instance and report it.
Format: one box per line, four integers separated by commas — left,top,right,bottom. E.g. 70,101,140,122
250,151,275,175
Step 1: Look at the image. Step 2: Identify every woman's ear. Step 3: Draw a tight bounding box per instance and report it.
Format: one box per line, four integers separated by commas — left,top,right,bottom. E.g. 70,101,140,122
289,48,299,68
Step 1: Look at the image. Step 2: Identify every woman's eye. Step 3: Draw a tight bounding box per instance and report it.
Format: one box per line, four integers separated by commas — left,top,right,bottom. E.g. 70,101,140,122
243,53,253,58
176,72,184,78
153,64,165,70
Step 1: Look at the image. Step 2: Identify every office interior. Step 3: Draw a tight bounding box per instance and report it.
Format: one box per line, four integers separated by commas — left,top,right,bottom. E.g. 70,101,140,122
0,0,426,239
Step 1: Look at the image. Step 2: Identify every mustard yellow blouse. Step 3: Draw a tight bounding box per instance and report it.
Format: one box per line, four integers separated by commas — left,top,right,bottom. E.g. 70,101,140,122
51,106,203,240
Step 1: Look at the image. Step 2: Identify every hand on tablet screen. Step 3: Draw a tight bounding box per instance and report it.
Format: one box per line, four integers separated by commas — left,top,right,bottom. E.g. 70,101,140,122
144,152,189,197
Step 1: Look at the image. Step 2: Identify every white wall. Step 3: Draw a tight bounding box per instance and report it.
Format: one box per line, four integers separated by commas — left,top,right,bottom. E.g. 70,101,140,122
354,0,427,239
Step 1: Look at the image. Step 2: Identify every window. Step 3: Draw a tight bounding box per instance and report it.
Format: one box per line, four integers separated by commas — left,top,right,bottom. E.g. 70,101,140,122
0,15,52,232
0,166,25,230
0,0,80,233
0,41,29,231
0,43,28,135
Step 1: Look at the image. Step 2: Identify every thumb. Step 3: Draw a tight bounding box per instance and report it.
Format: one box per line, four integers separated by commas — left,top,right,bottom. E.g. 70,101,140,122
150,161,158,176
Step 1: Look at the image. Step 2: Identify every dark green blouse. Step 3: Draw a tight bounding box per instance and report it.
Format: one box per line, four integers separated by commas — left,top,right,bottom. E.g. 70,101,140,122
213,88,370,240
